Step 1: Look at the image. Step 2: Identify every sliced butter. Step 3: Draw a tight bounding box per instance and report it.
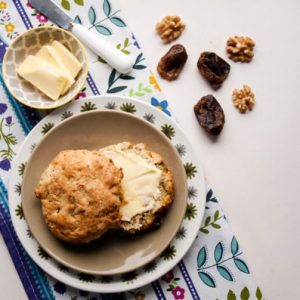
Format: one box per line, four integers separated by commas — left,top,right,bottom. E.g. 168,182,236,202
101,148,162,221
17,55,67,101
36,45,75,95
51,41,82,78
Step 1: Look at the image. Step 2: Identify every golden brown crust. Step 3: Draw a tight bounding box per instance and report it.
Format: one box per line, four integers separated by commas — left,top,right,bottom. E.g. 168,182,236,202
35,150,123,244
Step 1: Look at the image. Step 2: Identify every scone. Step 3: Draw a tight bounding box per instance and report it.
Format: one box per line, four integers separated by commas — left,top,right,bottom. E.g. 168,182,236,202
100,142,174,233
35,150,123,244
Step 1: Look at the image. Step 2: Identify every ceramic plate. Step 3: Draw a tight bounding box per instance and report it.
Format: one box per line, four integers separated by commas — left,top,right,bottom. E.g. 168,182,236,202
9,95,206,293
22,110,187,275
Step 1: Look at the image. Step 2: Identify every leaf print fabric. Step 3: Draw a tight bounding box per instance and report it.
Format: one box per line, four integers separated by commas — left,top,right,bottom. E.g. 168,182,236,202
0,101,17,173
0,0,262,300
197,235,249,286
178,187,260,299
151,97,171,116
0,2,18,39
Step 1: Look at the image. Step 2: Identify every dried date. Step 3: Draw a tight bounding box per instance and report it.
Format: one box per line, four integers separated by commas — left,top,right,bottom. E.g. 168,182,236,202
197,52,230,89
194,95,225,135
157,44,188,81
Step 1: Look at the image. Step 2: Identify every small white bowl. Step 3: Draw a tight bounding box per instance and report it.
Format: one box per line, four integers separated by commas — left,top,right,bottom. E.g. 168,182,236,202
2,26,88,110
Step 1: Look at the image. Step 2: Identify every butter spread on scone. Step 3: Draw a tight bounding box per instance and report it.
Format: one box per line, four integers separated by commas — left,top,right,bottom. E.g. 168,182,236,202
101,143,162,221
100,142,174,233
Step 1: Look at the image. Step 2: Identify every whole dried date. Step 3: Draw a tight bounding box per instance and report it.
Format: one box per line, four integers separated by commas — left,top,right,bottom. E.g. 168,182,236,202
197,52,230,89
194,95,225,135
157,44,188,81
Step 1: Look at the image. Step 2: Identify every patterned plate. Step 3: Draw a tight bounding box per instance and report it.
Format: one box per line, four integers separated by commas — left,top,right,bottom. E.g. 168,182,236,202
9,95,206,293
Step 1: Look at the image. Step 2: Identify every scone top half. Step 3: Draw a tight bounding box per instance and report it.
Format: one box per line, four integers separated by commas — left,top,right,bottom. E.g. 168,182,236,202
100,142,175,234
35,149,123,244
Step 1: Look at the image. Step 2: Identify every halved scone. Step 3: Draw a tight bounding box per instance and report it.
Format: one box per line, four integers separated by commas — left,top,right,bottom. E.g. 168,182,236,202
100,142,175,233
35,150,123,244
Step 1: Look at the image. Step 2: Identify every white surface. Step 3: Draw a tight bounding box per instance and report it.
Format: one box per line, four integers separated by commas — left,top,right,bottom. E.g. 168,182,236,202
1,0,299,299
118,0,300,299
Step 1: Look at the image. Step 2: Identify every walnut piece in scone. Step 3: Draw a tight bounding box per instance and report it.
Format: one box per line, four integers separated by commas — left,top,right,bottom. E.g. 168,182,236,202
156,16,185,43
232,85,255,113
226,36,255,62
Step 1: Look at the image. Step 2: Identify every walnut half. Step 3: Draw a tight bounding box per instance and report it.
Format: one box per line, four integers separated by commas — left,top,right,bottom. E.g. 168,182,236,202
232,85,255,113
156,16,185,43
226,36,255,62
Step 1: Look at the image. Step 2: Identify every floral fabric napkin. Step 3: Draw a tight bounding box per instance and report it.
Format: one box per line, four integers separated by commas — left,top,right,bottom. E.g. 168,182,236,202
0,0,263,299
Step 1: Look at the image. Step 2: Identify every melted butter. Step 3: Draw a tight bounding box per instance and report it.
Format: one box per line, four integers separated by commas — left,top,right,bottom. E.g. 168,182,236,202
101,148,162,221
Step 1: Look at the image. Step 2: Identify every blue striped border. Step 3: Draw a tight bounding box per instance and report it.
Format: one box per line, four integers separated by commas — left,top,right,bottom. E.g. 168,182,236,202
178,260,201,300
151,281,166,300
13,0,33,29
0,180,55,299
87,73,100,95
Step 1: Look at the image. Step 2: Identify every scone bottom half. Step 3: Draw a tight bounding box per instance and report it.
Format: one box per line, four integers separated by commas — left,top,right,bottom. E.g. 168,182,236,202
99,142,175,235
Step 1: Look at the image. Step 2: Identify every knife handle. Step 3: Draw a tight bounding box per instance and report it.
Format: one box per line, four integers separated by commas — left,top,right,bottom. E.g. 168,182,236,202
71,24,134,74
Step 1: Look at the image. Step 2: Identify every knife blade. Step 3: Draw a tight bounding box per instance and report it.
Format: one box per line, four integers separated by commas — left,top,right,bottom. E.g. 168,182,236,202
28,0,133,74
29,0,72,30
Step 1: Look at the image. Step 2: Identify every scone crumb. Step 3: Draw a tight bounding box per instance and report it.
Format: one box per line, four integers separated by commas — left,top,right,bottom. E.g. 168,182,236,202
226,36,255,62
155,16,185,43
232,85,255,113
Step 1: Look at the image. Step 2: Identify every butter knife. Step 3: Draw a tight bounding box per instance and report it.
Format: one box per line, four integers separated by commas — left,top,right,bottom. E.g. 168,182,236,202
29,0,133,74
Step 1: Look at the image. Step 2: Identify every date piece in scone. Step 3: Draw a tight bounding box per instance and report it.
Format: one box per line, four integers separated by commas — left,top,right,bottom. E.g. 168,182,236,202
100,142,175,234
35,150,123,244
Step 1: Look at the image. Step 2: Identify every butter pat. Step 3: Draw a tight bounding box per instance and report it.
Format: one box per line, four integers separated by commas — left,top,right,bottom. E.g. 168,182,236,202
17,55,67,101
17,41,82,100
36,45,75,95
51,41,82,78
101,148,162,221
